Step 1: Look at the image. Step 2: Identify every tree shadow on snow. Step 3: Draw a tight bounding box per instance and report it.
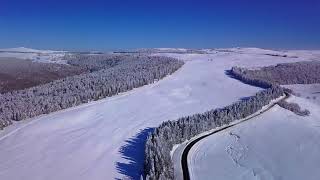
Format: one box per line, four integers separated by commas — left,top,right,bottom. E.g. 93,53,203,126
225,69,240,80
224,70,269,89
116,127,154,180
239,96,252,101
224,69,254,85
224,70,267,89
224,70,265,101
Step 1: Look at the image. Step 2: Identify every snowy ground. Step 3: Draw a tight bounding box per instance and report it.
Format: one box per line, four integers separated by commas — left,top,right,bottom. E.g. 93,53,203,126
0,48,318,180
284,84,320,105
188,96,320,180
0,47,67,64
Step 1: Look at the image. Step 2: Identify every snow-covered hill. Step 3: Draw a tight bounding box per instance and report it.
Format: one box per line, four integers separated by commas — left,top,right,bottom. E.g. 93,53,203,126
188,96,320,180
0,47,65,53
0,48,318,180
0,47,67,63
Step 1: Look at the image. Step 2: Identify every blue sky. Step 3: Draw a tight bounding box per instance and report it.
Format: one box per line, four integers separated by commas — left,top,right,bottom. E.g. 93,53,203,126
0,0,319,51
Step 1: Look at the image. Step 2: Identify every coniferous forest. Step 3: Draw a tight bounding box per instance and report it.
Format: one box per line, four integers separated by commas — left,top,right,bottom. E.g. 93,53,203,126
0,55,184,129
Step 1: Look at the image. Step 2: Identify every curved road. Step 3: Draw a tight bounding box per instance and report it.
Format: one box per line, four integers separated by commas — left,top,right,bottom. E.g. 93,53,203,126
181,93,289,180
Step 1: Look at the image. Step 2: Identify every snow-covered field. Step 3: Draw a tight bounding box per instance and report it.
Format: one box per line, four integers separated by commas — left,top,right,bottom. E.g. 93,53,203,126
0,47,67,64
284,84,320,105
0,48,318,180
188,96,320,180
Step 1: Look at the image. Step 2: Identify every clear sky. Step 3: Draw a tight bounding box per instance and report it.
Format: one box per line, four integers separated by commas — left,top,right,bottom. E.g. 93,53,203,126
0,0,319,51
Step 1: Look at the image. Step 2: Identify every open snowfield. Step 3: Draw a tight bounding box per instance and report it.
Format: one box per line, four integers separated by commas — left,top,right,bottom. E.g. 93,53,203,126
0,48,318,180
188,96,320,180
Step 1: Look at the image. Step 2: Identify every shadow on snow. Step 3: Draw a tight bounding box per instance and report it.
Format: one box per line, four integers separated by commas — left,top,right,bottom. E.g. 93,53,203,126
116,127,154,180
224,69,269,89
225,70,264,102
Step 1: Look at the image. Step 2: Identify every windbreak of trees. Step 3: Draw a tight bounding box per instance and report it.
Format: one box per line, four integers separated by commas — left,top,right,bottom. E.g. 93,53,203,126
0,55,184,129
144,87,284,180
278,100,310,116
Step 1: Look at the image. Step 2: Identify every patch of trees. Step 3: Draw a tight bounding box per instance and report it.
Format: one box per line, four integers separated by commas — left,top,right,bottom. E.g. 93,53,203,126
265,53,288,57
0,55,184,130
264,53,298,58
144,87,284,179
277,100,310,116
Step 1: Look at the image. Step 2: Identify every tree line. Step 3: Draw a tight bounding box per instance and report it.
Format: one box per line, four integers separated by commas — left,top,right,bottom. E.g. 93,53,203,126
230,61,320,86
277,100,310,116
144,87,284,179
0,55,184,129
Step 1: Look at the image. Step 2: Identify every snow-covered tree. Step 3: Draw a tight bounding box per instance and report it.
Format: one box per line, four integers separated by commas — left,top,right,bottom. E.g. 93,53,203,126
0,55,184,129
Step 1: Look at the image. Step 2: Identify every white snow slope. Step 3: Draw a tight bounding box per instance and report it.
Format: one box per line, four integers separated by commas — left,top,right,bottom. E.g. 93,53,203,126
188,96,320,180
0,48,318,180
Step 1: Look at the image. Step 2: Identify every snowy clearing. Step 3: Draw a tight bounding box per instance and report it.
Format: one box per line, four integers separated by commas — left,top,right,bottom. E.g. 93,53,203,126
0,48,318,180
188,96,320,180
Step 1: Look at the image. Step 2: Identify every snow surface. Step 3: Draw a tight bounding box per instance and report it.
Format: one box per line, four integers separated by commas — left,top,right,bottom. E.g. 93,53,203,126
0,48,318,180
0,47,67,64
188,96,320,180
284,84,320,105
